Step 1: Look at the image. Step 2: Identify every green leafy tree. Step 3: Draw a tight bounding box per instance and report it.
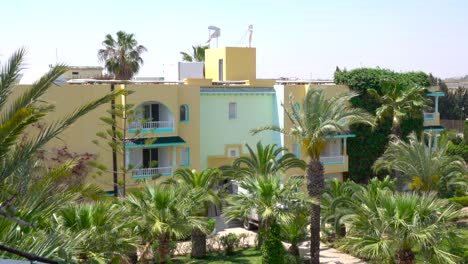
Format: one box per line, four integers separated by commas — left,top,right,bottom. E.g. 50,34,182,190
180,45,209,62
98,31,147,80
252,89,374,264
223,174,311,264
334,68,430,183
0,48,121,262
172,168,222,258
374,133,467,197
125,183,207,264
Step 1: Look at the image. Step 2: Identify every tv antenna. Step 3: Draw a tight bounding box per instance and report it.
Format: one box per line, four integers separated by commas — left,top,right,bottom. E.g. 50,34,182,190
206,26,221,48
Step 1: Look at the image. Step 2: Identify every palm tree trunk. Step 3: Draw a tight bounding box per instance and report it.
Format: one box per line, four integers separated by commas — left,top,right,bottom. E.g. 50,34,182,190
157,232,170,264
392,122,405,191
191,227,207,258
288,244,300,256
396,248,415,264
257,218,264,249
306,159,324,264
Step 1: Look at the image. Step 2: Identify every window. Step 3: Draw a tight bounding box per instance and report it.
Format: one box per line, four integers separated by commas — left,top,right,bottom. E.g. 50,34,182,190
180,148,190,166
227,148,240,158
180,104,189,122
292,143,300,158
295,103,301,111
229,102,237,119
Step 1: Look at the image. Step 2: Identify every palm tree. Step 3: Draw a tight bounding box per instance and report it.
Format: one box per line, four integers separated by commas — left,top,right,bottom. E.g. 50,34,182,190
180,45,209,62
369,80,430,139
221,142,305,180
0,48,121,227
56,201,137,262
223,174,311,263
252,89,374,264
125,183,206,264
98,31,147,80
172,168,222,258
342,189,460,264
280,205,309,256
374,132,467,196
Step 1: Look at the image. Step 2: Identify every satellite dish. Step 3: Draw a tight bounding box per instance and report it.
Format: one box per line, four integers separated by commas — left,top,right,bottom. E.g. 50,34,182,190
207,26,221,48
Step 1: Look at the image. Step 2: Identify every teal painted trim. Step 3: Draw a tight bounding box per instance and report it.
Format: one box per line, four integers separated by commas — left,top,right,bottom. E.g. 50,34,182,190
325,134,356,139
103,192,114,197
424,128,445,132
180,147,190,167
180,121,189,123
200,92,275,95
126,142,186,149
322,161,345,165
427,92,445,97
132,173,172,179
128,128,175,134
424,117,435,121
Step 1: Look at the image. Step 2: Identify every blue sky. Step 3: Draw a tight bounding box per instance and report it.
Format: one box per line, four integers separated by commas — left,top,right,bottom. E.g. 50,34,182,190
1,0,467,83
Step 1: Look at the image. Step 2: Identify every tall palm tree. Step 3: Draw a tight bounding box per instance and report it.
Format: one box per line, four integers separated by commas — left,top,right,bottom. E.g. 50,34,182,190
221,142,305,180
125,183,206,264
180,45,209,62
374,133,467,196
252,89,374,264
342,189,460,264
368,80,430,139
223,174,311,263
172,168,222,258
98,31,147,80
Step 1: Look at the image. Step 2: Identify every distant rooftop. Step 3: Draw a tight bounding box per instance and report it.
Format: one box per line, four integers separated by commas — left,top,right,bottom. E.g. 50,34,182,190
67,66,103,70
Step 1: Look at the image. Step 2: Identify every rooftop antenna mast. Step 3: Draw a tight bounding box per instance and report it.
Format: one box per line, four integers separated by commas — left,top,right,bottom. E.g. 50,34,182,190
248,25,253,48
206,26,221,48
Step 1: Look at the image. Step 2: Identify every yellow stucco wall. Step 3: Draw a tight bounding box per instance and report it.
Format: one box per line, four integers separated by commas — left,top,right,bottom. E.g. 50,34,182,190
205,47,256,81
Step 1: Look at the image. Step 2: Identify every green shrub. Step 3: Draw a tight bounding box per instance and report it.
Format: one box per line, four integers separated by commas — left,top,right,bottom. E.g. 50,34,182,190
207,218,216,234
464,120,468,144
219,233,240,255
447,142,468,162
262,222,285,264
448,196,468,207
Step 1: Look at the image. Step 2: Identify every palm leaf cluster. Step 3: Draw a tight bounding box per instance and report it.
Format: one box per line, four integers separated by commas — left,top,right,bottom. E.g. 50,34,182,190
0,48,123,262
343,190,460,263
374,132,467,195
98,31,147,80
180,45,209,62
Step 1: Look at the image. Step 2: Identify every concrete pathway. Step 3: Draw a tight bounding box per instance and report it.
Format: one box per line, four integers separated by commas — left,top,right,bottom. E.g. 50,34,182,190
175,225,366,264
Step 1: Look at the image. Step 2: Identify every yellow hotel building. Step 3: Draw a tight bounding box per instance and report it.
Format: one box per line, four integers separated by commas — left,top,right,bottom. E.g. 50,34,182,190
16,47,443,194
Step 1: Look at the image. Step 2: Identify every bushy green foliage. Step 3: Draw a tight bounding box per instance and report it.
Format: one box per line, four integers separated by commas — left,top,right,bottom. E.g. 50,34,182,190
262,222,285,264
448,196,468,206
465,120,468,144
334,68,430,182
219,233,240,255
447,141,468,162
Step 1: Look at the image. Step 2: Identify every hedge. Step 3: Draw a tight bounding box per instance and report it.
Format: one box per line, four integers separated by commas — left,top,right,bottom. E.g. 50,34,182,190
334,68,430,183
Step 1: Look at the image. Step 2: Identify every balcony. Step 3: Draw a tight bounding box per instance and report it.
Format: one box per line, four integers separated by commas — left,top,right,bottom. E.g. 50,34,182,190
320,155,345,165
128,120,174,133
132,166,173,178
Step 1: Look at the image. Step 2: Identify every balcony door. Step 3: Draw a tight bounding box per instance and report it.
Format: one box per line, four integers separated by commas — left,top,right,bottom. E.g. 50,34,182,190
144,104,160,122
142,148,158,168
